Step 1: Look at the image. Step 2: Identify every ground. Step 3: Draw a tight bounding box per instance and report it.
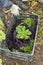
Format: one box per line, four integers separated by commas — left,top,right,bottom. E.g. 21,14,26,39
0,0,43,65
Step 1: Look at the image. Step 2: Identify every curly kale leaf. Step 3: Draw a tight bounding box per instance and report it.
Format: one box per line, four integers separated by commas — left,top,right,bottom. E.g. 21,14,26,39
20,45,32,54
16,25,32,40
22,18,35,27
20,39,34,54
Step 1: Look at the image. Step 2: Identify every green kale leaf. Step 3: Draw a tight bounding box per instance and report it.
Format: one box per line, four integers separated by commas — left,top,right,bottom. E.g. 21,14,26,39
20,39,34,54
16,25,32,40
22,18,35,27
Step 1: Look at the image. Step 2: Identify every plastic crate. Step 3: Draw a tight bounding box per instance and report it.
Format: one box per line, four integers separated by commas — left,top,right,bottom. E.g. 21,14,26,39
0,14,40,62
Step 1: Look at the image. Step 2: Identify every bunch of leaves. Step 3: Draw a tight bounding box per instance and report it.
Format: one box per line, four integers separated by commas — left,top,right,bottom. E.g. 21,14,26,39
20,45,32,54
20,39,34,54
35,10,42,16
16,25,32,40
29,39,34,50
0,59,2,65
0,18,6,33
21,18,35,27
0,30,6,42
0,18,6,42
